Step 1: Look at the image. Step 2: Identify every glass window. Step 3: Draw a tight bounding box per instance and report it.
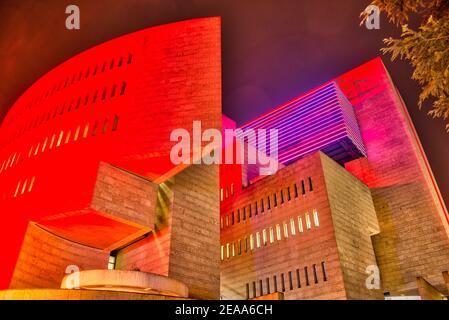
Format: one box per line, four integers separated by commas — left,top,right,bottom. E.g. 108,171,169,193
290,218,296,236
269,227,274,244
256,232,261,248
313,209,319,227
298,217,304,233
306,213,312,230
276,224,282,241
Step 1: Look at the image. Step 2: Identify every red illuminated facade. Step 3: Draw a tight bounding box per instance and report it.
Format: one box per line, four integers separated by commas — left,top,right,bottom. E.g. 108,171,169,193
1,17,449,300
0,17,222,295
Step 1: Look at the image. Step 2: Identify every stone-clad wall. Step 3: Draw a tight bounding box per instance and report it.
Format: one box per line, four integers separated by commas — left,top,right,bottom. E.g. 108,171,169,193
116,164,221,300
321,153,382,300
340,58,449,295
10,223,108,289
220,152,348,300
169,164,220,300
91,162,158,228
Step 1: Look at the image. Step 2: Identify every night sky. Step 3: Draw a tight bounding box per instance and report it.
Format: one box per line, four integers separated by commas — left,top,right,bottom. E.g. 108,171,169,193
0,0,448,205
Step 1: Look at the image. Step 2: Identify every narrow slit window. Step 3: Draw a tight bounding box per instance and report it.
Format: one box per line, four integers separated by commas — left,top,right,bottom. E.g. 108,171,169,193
118,56,123,67
237,210,240,223
220,188,223,201
266,278,270,294
220,217,223,229
301,180,306,195
14,181,21,197
296,269,301,288
127,53,133,64
74,126,80,141
244,237,248,252
226,243,230,259
304,267,310,286
313,209,319,227
280,190,284,204
246,284,250,300
308,177,313,191
289,271,293,290
313,264,318,284
252,282,256,298
102,118,108,134
281,273,286,292
283,222,289,239
110,59,115,70
267,196,271,210
256,232,261,248
84,94,90,106
249,204,252,218
225,215,229,227
298,217,304,233
92,120,99,136
112,115,119,131
21,179,28,195
57,130,64,147
276,224,281,241
259,280,263,297
28,176,35,192
230,183,234,196
273,276,278,292
261,199,264,213
273,193,277,207
220,245,224,261
238,239,242,255
65,130,71,144
305,213,312,230
250,234,254,251
269,227,274,244
290,218,296,236
255,202,258,215
49,134,56,149
83,123,89,138
262,229,267,246
243,207,246,220
120,82,127,95
231,242,235,257
321,262,328,281
231,212,235,225
92,90,98,104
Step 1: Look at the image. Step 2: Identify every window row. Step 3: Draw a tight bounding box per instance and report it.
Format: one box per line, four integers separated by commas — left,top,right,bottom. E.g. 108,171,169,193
220,183,235,201
245,262,328,299
26,53,133,115
20,81,127,137
220,177,314,229
0,115,120,176
13,176,36,198
221,210,320,260
27,115,120,159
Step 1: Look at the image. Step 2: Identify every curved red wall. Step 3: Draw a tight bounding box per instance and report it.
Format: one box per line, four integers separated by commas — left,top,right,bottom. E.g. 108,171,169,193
0,17,222,289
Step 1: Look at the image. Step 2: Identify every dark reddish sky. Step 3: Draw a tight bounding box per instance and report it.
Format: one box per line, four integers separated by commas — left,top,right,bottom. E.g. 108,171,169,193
1,0,448,205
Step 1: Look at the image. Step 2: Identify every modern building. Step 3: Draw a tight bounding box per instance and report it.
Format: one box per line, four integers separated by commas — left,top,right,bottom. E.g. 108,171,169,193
0,17,448,300
0,17,222,300
220,58,449,300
